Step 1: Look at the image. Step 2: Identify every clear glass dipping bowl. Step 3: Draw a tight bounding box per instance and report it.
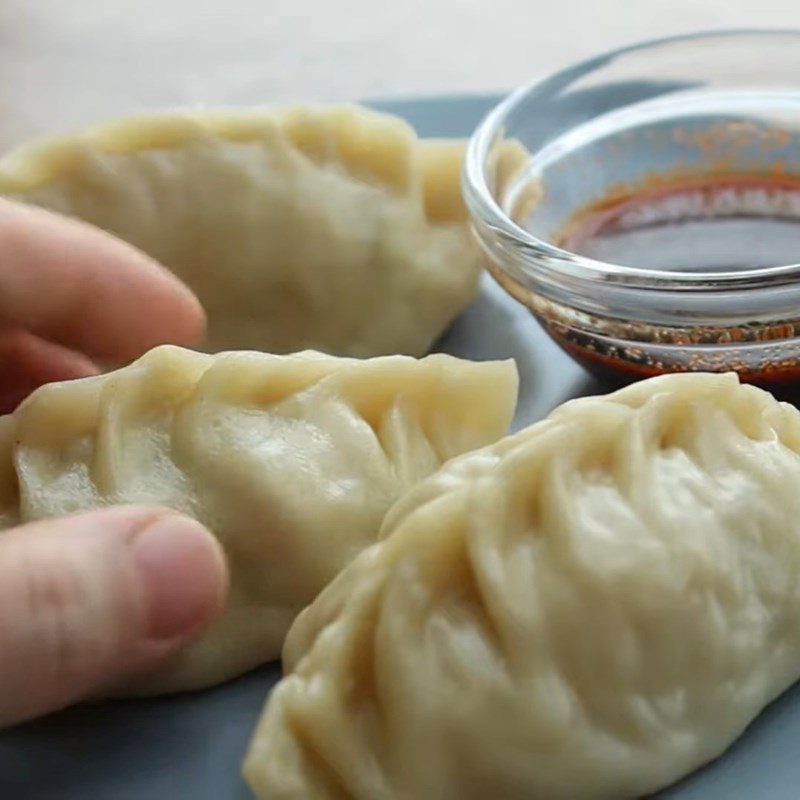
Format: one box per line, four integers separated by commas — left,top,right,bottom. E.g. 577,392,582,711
464,30,800,389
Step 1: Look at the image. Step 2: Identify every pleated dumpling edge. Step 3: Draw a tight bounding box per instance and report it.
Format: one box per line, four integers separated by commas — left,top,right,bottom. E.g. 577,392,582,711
245,372,800,800
0,344,519,695
0,105,523,358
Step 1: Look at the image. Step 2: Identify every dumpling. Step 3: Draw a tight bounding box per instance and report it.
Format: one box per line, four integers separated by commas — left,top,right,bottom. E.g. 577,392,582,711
0,345,518,695
245,372,800,800
0,105,503,358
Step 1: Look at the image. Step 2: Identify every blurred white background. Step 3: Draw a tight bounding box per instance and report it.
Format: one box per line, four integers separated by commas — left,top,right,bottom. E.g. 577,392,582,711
2,0,799,147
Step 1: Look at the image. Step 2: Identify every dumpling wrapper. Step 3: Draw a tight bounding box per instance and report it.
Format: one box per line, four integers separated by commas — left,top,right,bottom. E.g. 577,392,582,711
246,373,800,800
0,105,517,358
0,345,518,696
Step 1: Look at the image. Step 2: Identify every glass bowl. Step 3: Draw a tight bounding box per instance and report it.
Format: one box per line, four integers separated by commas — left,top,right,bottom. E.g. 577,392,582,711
464,30,800,389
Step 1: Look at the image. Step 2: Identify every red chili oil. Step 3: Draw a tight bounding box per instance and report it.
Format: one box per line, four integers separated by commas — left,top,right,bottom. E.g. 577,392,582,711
531,170,800,399
545,324,800,394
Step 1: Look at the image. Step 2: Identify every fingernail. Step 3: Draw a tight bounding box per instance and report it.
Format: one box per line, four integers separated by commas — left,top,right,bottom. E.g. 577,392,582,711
132,515,228,640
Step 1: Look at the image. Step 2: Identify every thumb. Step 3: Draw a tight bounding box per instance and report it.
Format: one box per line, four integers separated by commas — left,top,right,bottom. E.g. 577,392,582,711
0,506,228,728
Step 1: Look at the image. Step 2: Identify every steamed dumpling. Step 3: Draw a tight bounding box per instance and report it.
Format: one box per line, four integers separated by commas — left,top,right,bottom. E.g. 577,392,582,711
0,105,504,358
0,345,518,695
246,373,800,799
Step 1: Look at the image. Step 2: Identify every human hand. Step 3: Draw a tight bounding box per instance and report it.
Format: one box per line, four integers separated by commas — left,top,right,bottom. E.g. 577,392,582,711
0,199,228,727
0,197,205,411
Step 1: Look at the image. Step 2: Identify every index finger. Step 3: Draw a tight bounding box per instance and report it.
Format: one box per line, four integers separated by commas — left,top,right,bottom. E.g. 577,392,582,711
0,198,206,361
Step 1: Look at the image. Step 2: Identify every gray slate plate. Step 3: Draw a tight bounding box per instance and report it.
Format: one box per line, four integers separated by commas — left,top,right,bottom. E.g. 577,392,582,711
1,95,798,800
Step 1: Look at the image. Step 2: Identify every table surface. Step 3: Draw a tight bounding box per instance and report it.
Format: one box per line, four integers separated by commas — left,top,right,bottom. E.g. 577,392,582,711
2,0,800,150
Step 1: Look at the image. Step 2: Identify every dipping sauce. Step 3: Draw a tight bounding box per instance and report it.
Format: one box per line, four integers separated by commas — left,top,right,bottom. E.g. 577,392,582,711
557,171,800,272
539,171,800,393
545,324,800,394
